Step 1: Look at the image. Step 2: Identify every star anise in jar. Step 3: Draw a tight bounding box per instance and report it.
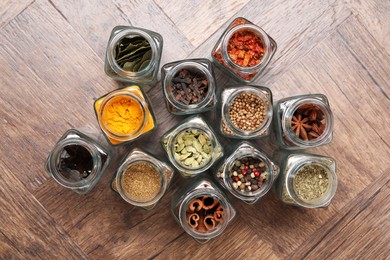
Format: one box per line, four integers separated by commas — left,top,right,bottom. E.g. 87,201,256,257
291,104,326,141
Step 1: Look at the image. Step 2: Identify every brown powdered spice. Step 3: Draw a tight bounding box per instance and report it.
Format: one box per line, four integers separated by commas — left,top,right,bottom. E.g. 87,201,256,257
122,161,161,201
293,164,329,201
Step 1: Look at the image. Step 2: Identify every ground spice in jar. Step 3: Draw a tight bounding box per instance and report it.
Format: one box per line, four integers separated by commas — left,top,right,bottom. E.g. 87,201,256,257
227,30,265,67
290,104,326,141
173,129,212,169
227,92,267,131
115,36,152,72
229,157,268,193
122,161,162,201
170,69,208,105
102,95,144,136
293,164,329,201
186,196,224,233
58,145,93,181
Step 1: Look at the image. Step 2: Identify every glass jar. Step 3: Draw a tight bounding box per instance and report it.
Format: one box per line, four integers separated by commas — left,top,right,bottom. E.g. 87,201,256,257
220,85,273,138
104,26,163,84
171,177,236,243
94,85,156,145
161,116,223,178
211,17,277,83
161,58,217,115
111,148,174,210
276,152,337,208
45,128,111,194
274,94,334,149
215,142,279,204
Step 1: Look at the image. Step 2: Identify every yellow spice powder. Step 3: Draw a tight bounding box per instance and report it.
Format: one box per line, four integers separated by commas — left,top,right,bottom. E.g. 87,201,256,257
122,162,161,201
102,95,144,135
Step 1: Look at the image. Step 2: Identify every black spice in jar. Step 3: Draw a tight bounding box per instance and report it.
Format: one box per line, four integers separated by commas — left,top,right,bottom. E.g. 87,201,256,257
58,145,93,181
170,69,208,105
293,164,329,201
115,36,152,72
229,157,268,193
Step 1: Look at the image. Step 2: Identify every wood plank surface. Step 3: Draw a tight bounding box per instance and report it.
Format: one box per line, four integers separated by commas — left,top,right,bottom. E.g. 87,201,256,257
0,163,88,258
0,0,33,29
0,0,389,258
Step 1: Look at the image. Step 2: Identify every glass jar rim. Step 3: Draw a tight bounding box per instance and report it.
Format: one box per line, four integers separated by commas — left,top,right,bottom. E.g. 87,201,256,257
98,91,148,141
222,87,273,136
222,24,271,71
49,138,101,189
285,160,337,208
169,126,215,174
107,28,157,78
116,158,166,207
223,149,275,199
163,61,215,110
179,189,229,239
282,97,333,147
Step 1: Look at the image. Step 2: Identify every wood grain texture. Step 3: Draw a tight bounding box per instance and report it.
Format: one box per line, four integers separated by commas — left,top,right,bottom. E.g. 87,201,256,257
0,163,88,258
154,0,250,47
289,169,390,259
0,0,33,29
0,0,390,258
346,0,390,56
50,0,194,73
0,0,118,191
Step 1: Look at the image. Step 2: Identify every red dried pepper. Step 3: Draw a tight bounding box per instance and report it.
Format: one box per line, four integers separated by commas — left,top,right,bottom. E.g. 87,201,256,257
227,30,265,67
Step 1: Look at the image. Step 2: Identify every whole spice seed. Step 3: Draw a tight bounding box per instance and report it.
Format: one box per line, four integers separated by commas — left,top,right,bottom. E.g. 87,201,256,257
293,164,329,201
228,92,267,131
186,196,224,233
115,36,152,72
122,161,162,201
227,29,265,67
173,129,212,169
290,104,326,141
102,95,144,135
170,69,209,105
229,157,268,194
58,145,93,181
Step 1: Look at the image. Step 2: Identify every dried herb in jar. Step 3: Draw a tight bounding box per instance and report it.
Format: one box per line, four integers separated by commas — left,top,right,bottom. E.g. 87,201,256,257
173,129,212,169
58,145,93,181
170,69,208,105
227,30,265,67
186,196,224,232
290,104,326,141
293,164,329,201
229,157,268,193
122,161,162,201
115,36,152,72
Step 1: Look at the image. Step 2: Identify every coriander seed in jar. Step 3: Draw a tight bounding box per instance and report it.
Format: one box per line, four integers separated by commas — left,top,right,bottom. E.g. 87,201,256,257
220,85,273,139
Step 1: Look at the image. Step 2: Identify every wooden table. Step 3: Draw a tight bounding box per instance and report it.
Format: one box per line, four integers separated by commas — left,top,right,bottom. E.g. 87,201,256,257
1,0,389,259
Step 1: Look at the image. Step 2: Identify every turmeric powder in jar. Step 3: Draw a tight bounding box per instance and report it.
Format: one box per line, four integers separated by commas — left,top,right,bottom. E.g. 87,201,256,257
94,85,156,145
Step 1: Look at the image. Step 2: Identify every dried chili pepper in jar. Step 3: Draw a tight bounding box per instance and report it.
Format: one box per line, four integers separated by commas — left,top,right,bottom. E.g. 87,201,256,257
212,17,277,82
